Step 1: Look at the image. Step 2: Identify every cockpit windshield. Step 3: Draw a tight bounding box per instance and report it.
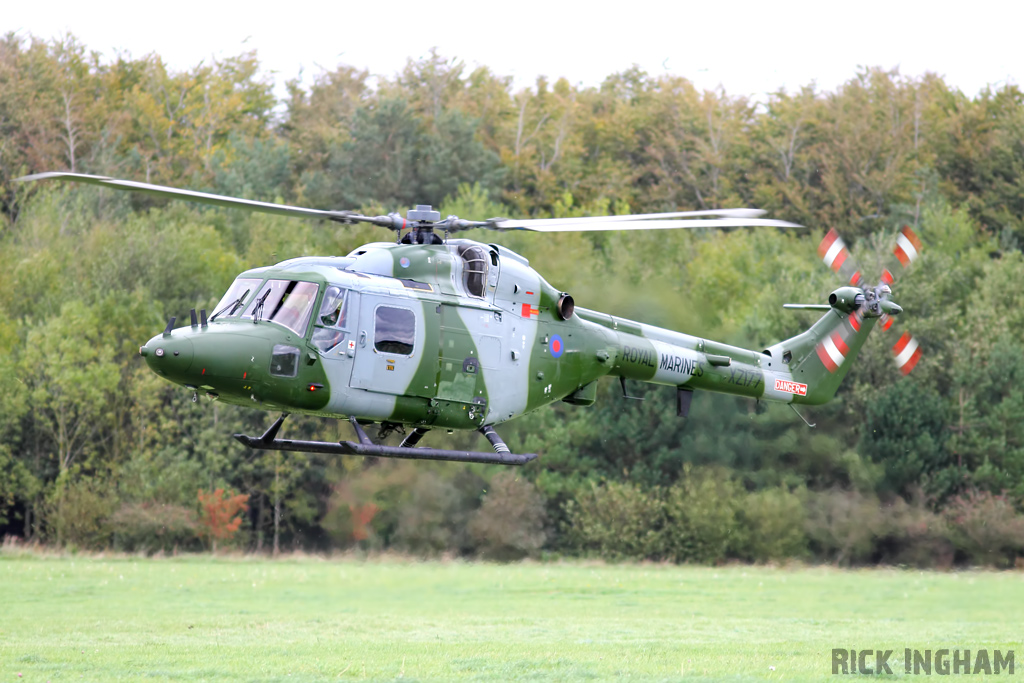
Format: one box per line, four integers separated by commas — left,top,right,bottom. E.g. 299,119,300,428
211,278,261,320
242,279,320,335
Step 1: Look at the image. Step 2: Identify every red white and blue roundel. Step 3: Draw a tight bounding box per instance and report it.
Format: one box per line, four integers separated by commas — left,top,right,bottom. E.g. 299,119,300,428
550,334,564,358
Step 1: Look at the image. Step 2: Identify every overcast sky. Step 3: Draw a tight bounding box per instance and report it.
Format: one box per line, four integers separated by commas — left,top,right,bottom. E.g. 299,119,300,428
5,1,1021,101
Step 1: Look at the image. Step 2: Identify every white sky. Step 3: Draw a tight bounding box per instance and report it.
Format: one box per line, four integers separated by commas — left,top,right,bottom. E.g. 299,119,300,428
5,1,1021,101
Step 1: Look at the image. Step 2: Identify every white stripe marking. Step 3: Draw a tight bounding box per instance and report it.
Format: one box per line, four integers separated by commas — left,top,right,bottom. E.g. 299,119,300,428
823,336,845,366
894,337,919,367
823,239,845,267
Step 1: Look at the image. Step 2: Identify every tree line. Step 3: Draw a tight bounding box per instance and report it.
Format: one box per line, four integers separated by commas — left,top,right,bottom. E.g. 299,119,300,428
2,33,1024,566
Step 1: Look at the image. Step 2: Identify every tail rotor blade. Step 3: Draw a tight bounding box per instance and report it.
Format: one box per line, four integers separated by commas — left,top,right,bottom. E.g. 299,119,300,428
892,332,922,375
894,225,923,267
818,229,866,287
877,225,922,288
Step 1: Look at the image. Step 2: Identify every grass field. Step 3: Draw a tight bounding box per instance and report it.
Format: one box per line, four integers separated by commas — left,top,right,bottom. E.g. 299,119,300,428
0,553,1021,681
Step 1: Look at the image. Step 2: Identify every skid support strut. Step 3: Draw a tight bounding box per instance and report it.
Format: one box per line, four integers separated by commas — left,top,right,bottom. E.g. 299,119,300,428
234,416,537,466
400,427,430,448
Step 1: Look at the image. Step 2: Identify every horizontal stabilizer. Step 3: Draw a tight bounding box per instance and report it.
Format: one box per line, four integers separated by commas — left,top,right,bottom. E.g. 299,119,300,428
783,304,832,311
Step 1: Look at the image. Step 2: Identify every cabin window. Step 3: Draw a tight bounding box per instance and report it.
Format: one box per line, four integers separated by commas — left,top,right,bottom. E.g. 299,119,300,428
270,344,300,377
312,286,350,353
458,245,488,298
242,279,320,335
211,278,261,320
374,306,415,355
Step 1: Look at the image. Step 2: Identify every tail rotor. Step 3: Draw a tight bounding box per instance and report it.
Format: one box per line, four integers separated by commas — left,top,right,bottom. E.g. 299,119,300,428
816,225,924,375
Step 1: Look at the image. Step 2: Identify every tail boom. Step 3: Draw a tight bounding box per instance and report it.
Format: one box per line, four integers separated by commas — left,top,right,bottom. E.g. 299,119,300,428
576,295,876,407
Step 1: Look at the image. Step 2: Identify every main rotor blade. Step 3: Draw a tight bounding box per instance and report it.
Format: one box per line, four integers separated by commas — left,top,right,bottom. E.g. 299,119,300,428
19,172,801,234
15,172,392,227
491,208,767,229
490,216,802,232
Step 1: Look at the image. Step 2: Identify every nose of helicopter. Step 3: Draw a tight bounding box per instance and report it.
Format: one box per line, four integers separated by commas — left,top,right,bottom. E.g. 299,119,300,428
140,334,194,378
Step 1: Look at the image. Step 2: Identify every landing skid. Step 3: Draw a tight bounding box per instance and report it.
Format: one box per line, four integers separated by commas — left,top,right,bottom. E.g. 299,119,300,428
234,415,538,466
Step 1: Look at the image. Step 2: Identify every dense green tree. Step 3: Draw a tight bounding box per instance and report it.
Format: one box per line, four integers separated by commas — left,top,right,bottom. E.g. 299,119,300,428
4,35,1024,562
860,381,951,498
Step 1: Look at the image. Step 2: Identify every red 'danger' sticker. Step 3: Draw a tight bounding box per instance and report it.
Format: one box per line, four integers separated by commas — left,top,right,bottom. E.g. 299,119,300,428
774,378,808,396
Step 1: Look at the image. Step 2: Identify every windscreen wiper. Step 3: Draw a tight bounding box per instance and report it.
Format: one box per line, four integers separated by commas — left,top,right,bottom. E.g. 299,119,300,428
252,289,271,323
210,289,250,322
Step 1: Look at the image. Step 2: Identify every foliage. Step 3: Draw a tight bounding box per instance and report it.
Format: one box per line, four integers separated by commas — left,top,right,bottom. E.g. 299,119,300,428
197,488,249,551
661,467,743,564
859,381,951,499
567,471,807,565
110,502,201,553
875,495,953,568
4,35,1024,566
324,461,485,554
943,490,1024,567
564,480,666,561
43,473,116,549
349,503,379,542
733,487,809,562
469,471,547,560
804,489,889,566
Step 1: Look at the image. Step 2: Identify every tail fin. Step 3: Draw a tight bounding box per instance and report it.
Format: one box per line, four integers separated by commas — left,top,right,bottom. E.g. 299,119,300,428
765,306,876,405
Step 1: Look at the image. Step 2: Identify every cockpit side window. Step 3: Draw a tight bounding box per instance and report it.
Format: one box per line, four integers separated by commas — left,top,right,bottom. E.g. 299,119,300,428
458,245,488,298
317,286,348,328
312,286,350,354
211,278,261,320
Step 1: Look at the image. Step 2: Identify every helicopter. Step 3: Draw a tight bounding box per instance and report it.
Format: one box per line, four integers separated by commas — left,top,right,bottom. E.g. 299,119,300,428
18,172,921,466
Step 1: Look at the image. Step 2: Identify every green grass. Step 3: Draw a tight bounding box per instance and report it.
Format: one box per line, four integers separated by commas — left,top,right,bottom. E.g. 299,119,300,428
0,554,1021,681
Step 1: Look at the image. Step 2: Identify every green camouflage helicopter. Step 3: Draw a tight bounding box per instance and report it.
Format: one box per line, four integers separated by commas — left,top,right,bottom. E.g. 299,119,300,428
19,172,922,466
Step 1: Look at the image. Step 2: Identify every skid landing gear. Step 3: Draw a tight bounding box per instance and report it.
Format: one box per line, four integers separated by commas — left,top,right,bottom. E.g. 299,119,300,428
234,415,538,466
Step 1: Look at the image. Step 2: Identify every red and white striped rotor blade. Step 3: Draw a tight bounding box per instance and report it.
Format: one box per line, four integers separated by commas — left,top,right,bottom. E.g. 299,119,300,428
818,229,866,287
894,225,923,267
892,332,922,375
878,225,923,287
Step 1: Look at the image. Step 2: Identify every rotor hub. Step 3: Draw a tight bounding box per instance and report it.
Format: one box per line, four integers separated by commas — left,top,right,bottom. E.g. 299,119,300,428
407,205,440,222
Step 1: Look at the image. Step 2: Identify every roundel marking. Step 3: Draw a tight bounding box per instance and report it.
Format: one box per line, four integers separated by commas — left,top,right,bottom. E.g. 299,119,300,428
550,334,564,358
399,257,411,268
